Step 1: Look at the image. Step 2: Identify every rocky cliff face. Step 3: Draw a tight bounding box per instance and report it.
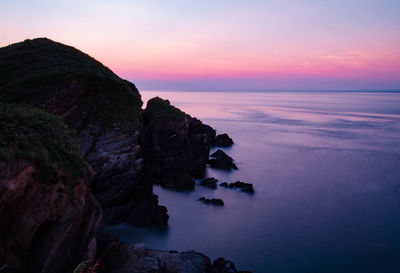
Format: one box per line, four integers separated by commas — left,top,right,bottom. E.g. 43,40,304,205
0,104,101,273
0,38,167,226
0,39,245,273
143,97,216,190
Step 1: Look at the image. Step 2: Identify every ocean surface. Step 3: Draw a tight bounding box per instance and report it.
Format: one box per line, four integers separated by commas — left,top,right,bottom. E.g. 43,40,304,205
104,91,400,273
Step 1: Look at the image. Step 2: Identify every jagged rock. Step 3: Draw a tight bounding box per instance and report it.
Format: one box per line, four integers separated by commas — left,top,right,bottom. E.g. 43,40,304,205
198,197,224,206
0,104,102,273
143,97,216,191
0,38,168,227
215,133,234,147
208,149,238,170
220,182,229,187
200,178,219,189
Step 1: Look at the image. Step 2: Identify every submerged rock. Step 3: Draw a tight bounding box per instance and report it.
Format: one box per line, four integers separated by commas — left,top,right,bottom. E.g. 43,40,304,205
208,149,238,170
200,177,219,189
206,257,252,273
198,197,224,206
220,181,254,193
215,133,234,147
230,181,254,193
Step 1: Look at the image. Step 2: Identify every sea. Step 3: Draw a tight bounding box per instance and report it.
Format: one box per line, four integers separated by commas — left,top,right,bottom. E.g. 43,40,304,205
103,90,400,273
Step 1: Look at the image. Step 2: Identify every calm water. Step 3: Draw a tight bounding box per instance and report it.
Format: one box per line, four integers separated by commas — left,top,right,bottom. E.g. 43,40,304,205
103,91,400,273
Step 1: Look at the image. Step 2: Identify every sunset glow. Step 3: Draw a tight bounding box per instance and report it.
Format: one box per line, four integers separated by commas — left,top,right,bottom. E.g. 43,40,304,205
1,0,399,90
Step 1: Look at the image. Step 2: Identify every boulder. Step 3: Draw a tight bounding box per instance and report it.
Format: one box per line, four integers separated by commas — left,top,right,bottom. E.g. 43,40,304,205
206,257,252,273
229,181,254,193
200,178,219,189
215,133,234,147
198,197,224,206
208,149,238,170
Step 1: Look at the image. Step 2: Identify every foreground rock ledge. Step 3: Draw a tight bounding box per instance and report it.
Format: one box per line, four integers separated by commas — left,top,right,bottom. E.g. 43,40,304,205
97,234,251,273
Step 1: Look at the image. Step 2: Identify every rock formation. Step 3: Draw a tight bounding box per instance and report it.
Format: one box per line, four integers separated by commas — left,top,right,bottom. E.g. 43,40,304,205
198,197,225,206
200,178,219,189
220,181,254,193
0,38,248,273
143,97,215,191
0,104,102,273
208,149,238,170
0,38,167,226
215,133,234,147
97,234,248,273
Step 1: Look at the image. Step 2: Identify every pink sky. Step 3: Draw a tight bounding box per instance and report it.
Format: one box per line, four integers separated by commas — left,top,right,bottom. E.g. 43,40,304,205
1,0,399,90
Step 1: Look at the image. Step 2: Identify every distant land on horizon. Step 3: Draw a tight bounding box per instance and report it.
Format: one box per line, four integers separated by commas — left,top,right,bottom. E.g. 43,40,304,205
137,88,400,93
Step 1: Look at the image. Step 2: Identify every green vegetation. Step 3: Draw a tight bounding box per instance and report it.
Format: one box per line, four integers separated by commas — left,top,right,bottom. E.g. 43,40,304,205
146,97,186,121
0,38,118,102
0,103,89,184
0,38,143,132
72,77,143,132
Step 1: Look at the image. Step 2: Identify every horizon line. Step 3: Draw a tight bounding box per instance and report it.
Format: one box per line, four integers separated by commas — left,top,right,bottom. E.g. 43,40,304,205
138,88,400,93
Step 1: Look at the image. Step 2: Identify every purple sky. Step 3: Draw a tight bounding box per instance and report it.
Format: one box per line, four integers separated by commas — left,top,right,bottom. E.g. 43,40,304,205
1,0,399,90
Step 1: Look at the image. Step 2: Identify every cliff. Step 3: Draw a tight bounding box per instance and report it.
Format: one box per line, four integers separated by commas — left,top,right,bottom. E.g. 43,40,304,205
0,38,167,227
0,103,101,273
0,38,244,273
143,97,215,190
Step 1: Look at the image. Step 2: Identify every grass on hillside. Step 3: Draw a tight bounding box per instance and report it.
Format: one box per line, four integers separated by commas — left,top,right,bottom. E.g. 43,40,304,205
0,103,89,184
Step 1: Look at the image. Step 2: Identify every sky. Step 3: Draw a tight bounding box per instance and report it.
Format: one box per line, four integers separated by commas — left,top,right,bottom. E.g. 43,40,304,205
1,0,399,91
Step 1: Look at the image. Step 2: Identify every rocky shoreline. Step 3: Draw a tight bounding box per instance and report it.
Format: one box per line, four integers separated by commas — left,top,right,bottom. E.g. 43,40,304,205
0,38,251,272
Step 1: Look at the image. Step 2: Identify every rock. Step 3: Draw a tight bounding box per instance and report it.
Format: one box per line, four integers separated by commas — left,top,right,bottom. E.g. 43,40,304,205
0,38,168,227
208,149,238,170
143,97,216,191
198,197,224,206
97,234,251,272
200,178,219,189
219,181,254,193
97,234,211,273
206,257,252,273
0,104,102,273
215,133,234,147
229,181,254,193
